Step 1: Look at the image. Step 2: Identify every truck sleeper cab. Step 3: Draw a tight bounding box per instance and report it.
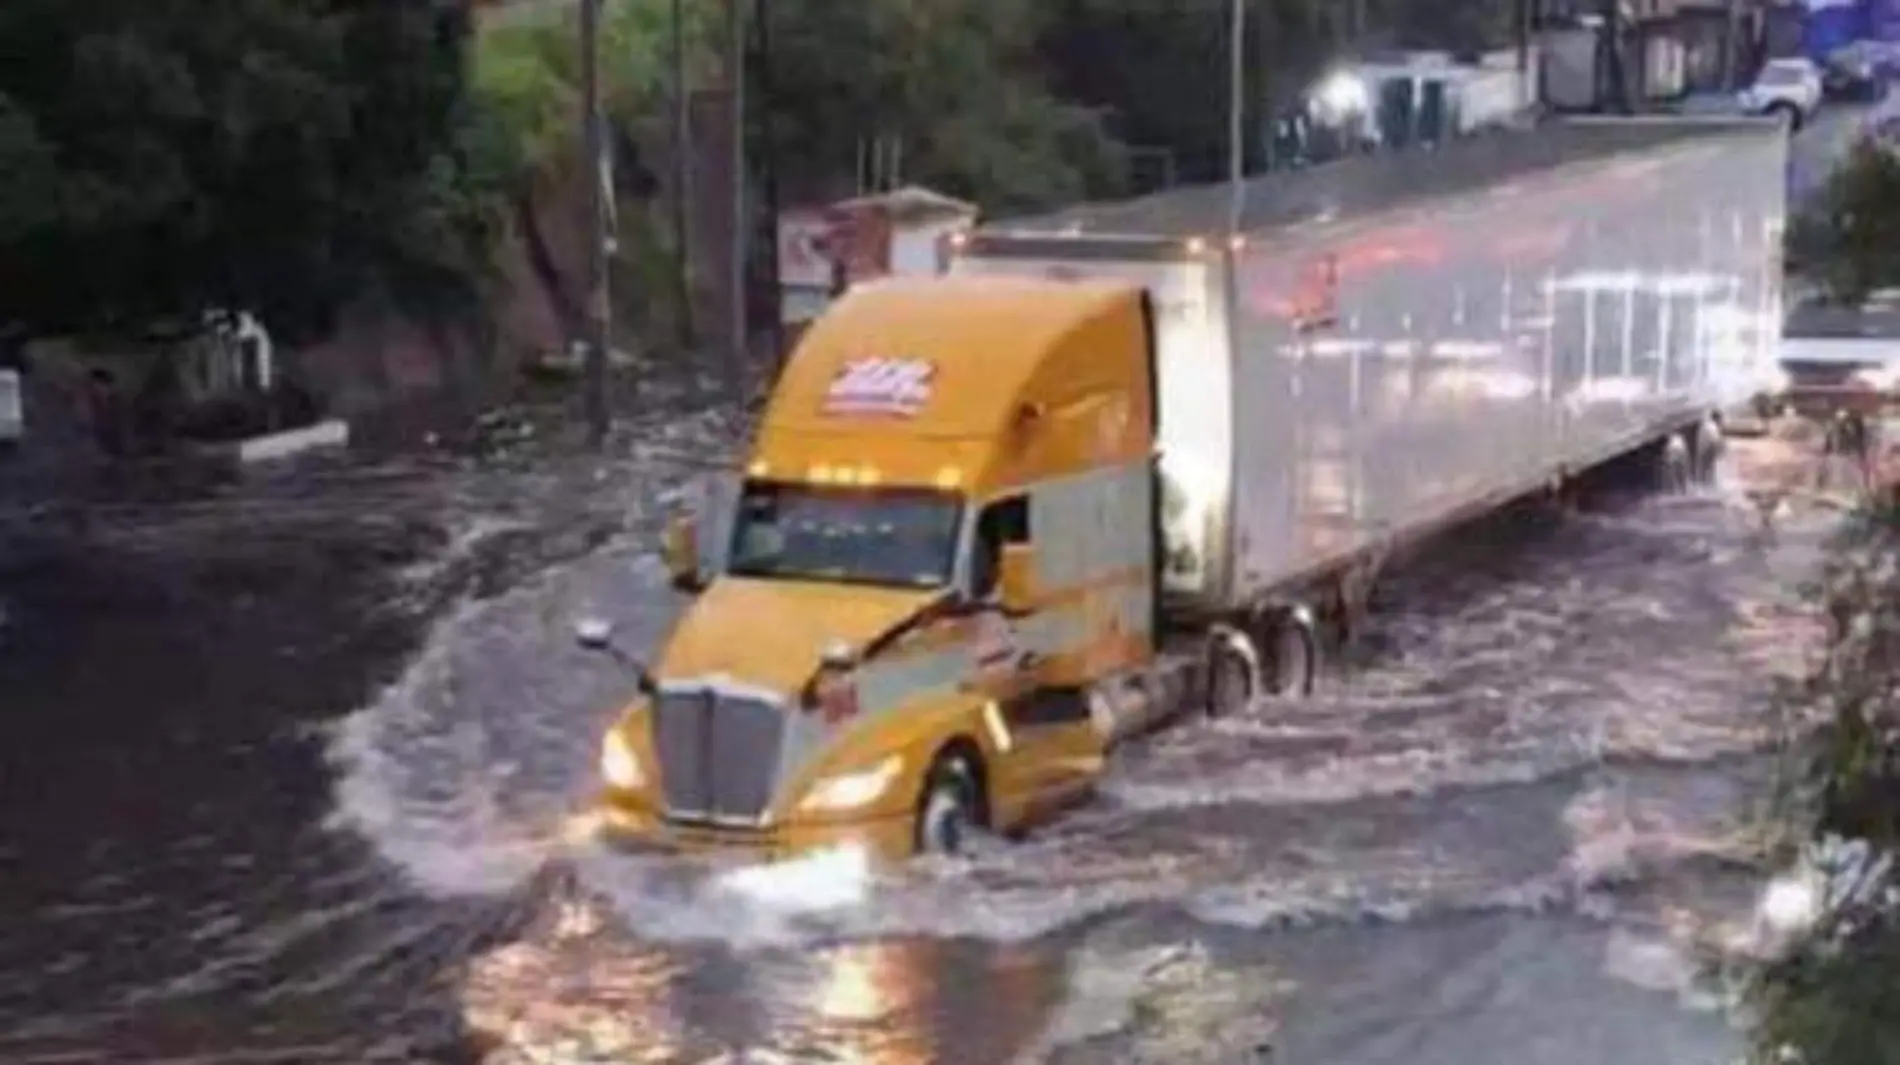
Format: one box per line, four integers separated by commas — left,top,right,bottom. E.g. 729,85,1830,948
592,276,1206,861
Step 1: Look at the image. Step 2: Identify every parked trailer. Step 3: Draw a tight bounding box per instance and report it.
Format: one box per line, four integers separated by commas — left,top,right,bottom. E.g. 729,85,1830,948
585,117,1789,863
950,115,1788,635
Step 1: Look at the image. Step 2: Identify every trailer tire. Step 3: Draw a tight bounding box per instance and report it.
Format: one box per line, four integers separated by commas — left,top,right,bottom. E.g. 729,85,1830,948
1204,624,1257,718
913,747,986,857
1263,607,1319,697
1686,417,1722,485
1660,433,1692,494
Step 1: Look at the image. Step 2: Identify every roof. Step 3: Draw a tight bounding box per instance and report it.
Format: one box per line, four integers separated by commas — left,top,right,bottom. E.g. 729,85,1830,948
762,275,1134,440
832,185,979,224
982,116,1778,241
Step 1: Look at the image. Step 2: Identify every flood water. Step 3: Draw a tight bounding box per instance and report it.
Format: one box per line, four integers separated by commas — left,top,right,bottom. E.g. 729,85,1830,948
0,397,1836,1065
4,95,1889,1065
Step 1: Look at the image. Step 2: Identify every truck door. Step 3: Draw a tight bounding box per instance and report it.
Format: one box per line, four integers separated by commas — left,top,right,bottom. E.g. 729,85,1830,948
968,494,1096,809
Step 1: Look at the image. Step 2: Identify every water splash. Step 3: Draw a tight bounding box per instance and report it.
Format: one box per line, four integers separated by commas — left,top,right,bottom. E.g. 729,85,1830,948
327,446,1837,954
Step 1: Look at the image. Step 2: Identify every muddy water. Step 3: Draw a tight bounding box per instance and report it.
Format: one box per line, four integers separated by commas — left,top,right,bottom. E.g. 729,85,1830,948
409,450,1821,1065
3,405,1826,1064
0,91,1885,1065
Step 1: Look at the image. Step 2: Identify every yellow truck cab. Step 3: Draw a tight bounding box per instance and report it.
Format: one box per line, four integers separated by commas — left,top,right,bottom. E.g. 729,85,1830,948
592,276,1171,860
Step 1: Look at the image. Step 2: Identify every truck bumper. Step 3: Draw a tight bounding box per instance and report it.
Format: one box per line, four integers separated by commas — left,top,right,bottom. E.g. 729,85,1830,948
589,795,916,864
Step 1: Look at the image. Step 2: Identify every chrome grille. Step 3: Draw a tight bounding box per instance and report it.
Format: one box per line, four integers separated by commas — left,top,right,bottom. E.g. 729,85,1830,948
651,687,786,823
651,690,711,816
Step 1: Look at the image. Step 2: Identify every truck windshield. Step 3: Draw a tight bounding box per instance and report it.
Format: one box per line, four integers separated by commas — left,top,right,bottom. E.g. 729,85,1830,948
726,481,963,589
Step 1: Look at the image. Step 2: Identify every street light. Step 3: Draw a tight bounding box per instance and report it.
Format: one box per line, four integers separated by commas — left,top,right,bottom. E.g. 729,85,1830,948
1226,0,1245,236
1311,69,1370,119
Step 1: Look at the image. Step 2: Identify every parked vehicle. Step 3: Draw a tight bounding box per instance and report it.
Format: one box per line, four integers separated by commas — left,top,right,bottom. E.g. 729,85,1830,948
1741,57,1825,127
1822,46,1887,102
583,116,1790,864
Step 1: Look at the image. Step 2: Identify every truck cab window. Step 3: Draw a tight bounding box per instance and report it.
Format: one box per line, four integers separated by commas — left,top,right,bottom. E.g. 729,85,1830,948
971,495,1030,598
727,480,963,588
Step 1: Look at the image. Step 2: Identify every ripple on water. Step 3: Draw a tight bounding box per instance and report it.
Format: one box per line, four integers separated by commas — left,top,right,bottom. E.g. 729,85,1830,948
321,474,1828,942
321,463,1834,1062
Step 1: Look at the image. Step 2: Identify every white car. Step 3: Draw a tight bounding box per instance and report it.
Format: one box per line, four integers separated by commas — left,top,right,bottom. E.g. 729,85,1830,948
1740,58,1825,127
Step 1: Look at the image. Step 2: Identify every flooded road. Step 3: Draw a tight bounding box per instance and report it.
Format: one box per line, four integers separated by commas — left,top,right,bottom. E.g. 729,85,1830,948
2,98,1884,1065
0,394,1835,1064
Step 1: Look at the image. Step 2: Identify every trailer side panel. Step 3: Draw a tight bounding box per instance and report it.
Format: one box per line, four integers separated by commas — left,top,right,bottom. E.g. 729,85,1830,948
1223,120,1787,603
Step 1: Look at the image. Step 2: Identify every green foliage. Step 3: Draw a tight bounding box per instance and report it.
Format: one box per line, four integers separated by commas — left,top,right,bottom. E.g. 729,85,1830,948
472,0,723,185
1040,0,1330,184
765,0,1127,213
0,0,1345,356
1746,499,1900,1064
1788,139,1900,306
0,1,514,344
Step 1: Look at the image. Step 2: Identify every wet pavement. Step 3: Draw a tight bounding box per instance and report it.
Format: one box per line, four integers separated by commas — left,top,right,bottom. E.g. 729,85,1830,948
0,396,1843,1065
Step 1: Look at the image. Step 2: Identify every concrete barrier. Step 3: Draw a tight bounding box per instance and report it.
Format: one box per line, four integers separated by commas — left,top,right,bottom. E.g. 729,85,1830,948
233,419,350,465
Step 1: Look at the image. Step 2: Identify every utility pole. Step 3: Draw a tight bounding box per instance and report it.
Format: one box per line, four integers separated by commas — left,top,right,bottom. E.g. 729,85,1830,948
726,0,749,394
751,0,786,373
1720,0,1742,91
1516,0,1533,112
1226,0,1246,237
670,0,695,350
580,0,612,445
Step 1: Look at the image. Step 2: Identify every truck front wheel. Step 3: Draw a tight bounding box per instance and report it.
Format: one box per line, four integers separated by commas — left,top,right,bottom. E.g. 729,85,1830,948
1204,624,1258,718
913,748,986,856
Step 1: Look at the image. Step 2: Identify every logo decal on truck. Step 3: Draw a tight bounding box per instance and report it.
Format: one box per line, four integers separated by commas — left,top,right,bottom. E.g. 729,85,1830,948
821,357,936,417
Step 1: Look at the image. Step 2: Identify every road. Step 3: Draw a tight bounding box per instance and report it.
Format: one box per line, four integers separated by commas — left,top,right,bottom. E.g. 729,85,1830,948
0,107,1881,1065
0,407,1833,1065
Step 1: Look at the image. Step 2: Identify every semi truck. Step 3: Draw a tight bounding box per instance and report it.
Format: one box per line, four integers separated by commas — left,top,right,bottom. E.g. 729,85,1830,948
582,116,1789,864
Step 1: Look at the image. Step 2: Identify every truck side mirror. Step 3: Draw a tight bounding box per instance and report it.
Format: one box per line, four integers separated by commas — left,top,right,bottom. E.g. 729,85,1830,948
663,514,702,593
997,543,1037,612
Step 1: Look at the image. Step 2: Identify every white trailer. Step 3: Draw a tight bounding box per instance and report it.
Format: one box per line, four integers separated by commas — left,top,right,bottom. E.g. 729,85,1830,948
952,117,1787,634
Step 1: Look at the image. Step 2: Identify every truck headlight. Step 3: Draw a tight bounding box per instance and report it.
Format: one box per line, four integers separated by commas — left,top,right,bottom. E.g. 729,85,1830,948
599,728,644,790
799,756,901,813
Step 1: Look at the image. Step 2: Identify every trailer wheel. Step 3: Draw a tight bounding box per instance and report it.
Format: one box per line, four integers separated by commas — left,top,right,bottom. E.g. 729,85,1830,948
913,747,986,856
1659,434,1692,494
1203,624,1257,718
1261,608,1319,697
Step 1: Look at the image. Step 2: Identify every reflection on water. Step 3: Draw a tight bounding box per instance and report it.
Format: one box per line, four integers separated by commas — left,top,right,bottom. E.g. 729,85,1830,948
790,941,942,1064
461,903,686,1062
432,443,1828,1064
808,942,914,1025
463,917,1063,1064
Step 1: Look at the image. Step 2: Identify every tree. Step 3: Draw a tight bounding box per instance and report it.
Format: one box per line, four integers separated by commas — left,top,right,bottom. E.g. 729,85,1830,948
1787,139,1900,307
1039,0,1331,188
0,0,507,347
764,0,1125,213
470,0,721,349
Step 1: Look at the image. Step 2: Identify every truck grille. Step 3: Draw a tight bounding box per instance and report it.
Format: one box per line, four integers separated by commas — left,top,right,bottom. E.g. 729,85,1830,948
650,687,785,824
